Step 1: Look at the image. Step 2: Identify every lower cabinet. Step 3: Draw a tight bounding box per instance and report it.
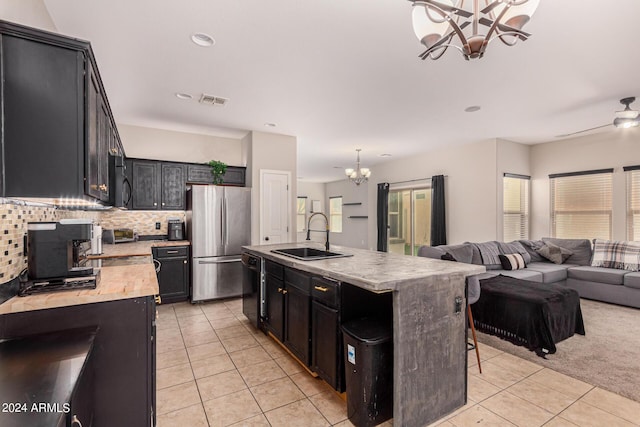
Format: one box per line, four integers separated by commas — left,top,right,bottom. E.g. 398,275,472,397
264,260,285,342
283,269,311,366
311,301,342,390
153,246,190,303
0,297,156,427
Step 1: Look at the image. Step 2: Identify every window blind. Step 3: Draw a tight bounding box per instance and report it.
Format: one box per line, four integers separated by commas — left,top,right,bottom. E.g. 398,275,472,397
329,196,342,233
550,170,612,239
503,175,530,241
626,167,640,241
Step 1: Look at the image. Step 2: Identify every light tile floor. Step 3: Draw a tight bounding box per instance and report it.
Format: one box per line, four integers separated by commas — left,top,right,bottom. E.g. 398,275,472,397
155,299,640,427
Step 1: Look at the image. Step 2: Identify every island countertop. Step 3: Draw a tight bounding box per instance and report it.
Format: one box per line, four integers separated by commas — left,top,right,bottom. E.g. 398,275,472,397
243,242,485,292
0,264,159,315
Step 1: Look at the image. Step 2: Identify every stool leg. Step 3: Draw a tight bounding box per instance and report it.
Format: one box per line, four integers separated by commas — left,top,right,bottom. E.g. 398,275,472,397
468,305,482,374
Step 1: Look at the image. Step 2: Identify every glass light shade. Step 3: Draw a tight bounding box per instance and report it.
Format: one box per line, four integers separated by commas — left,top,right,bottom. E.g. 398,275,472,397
345,168,355,177
360,168,371,177
614,117,640,128
616,109,639,119
411,3,451,46
500,0,540,30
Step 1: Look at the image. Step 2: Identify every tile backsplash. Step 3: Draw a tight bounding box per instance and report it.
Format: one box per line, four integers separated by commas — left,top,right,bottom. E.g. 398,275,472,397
0,201,186,286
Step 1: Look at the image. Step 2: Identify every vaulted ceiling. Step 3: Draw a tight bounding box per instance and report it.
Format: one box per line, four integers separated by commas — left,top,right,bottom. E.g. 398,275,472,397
43,0,640,182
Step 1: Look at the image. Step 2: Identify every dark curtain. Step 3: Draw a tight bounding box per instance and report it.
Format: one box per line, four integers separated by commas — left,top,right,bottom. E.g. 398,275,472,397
431,175,447,246
377,182,390,252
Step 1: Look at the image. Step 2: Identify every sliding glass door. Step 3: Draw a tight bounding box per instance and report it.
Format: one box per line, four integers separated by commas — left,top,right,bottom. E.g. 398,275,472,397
388,187,431,256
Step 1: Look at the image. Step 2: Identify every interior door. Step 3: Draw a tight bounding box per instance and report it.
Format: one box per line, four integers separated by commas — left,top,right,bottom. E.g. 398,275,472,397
261,171,290,244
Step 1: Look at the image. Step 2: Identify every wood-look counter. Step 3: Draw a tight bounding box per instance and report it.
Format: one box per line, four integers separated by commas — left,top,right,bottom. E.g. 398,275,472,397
88,239,190,259
0,264,159,315
243,242,485,427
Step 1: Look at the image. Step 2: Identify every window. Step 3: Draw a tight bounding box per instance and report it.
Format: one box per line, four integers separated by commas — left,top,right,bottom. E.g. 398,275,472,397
503,174,530,241
329,196,342,233
388,187,431,256
550,169,613,240
626,166,640,241
296,197,307,232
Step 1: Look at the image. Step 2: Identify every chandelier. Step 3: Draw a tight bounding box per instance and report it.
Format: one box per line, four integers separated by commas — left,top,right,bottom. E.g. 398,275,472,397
408,0,540,60
345,149,371,186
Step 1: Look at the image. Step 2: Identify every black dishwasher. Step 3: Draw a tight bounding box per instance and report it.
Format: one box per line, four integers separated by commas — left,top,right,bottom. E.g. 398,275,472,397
311,276,344,392
241,252,263,329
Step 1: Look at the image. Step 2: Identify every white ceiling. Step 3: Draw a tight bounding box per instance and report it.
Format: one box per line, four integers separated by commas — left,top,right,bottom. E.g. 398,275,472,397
43,0,640,182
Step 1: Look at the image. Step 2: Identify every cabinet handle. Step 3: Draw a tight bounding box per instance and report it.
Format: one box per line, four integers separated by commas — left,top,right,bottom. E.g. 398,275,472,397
166,250,179,254
162,202,165,206
183,260,187,264
154,202,157,206
155,295,162,305
99,184,108,191
314,286,329,292
282,289,288,295
71,415,83,427
277,287,283,293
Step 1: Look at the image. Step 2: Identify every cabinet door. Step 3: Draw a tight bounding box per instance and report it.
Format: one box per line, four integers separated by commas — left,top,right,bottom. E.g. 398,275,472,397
312,301,342,390
265,274,284,341
284,284,311,366
85,67,101,200
155,255,189,303
161,163,186,210
97,96,110,202
131,160,160,210
186,164,213,184
222,166,246,186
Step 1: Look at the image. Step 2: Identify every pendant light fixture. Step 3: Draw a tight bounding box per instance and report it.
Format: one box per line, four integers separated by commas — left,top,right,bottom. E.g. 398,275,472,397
345,149,371,186
408,0,540,60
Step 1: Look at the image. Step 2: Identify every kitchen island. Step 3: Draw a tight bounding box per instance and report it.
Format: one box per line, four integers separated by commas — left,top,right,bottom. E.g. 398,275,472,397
242,242,485,427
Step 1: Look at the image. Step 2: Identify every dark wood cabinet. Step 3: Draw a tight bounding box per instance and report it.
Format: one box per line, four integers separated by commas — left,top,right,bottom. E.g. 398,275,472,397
161,163,186,210
186,163,247,186
129,159,186,210
131,160,160,210
264,260,285,341
284,268,311,366
0,297,156,427
0,20,124,203
153,246,190,303
312,301,341,390
222,166,246,186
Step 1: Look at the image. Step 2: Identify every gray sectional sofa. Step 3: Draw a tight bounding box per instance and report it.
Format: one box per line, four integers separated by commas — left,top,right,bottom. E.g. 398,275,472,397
418,238,640,309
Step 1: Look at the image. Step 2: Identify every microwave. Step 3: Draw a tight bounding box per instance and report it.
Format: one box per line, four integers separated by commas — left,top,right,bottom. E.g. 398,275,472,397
108,154,131,208
103,228,135,244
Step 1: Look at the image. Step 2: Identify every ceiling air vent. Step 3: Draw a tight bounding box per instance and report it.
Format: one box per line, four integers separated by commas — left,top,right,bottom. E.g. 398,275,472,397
199,93,228,106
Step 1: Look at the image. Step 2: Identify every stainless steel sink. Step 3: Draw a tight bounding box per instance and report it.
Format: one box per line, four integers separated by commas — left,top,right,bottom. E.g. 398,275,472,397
271,247,352,261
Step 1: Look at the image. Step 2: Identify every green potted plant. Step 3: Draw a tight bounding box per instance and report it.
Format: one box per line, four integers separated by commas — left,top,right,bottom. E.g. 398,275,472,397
207,160,227,185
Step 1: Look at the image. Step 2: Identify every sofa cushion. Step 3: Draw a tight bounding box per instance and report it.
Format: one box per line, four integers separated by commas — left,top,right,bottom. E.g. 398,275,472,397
500,270,544,282
519,240,546,263
623,272,640,290
591,239,640,272
417,244,474,264
499,253,527,270
567,266,627,285
499,241,532,264
526,262,572,283
537,241,573,264
542,238,593,266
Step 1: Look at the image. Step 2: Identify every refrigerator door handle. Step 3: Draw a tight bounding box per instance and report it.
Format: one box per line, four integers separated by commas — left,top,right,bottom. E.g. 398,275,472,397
224,196,229,248
198,259,240,264
220,198,225,247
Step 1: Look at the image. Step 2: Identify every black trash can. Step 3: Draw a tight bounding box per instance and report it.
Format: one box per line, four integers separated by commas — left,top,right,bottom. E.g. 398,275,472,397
341,318,393,427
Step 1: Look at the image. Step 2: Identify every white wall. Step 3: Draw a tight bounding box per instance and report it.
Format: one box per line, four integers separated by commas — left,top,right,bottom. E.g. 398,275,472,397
297,181,326,242
530,127,640,240
496,139,532,241
248,131,297,245
326,180,369,249
367,139,499,248
0,0,56,32
118,124,244,165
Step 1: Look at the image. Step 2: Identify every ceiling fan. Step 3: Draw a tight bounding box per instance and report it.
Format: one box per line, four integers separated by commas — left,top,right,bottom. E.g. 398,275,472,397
556,97,640,138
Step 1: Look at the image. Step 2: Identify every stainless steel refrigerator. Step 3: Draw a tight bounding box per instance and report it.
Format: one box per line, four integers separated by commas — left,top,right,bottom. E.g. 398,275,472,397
187,185,251,301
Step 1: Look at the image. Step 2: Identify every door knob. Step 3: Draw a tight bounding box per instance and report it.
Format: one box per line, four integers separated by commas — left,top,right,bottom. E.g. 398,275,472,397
265,237,270,241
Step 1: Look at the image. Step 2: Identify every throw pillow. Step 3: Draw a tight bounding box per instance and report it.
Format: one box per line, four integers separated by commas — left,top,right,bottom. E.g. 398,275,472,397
591,239,640,272
536,241,573,264
541,238,593,266
499,253,527,270
498,241,532,265
441,252,457,262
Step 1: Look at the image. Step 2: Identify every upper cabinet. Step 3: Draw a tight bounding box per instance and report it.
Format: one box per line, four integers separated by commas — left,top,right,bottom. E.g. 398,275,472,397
129,159,186,210
0,20,123,203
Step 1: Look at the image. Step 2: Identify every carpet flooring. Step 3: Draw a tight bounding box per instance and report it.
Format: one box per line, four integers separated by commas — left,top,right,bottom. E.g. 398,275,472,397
475,298,640,403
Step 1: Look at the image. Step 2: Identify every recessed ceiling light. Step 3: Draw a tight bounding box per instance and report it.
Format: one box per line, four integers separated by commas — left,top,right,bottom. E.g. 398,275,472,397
464,105,481,113
379,153,392,157
175,93,193,100
191,33,215,47
264,123,277,127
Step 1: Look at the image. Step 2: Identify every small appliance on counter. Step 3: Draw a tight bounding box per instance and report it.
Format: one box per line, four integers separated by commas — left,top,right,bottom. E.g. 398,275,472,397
20,219,100,296
167,220,185,241
91,224,103,255
102,228,136,244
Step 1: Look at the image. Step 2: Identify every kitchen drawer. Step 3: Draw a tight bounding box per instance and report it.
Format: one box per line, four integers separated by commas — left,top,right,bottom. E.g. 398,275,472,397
311,277,340,308
265,260,284,280
153,246,189,258
285,268,311,294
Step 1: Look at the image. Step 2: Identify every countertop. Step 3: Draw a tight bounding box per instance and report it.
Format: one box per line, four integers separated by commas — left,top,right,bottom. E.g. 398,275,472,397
0,327,96,427
0,264,159,315
243,242,485,293
88,239,190,259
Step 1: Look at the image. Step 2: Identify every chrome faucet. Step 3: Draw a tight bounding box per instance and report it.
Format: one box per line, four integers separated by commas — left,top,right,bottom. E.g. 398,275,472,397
306,212,330,252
